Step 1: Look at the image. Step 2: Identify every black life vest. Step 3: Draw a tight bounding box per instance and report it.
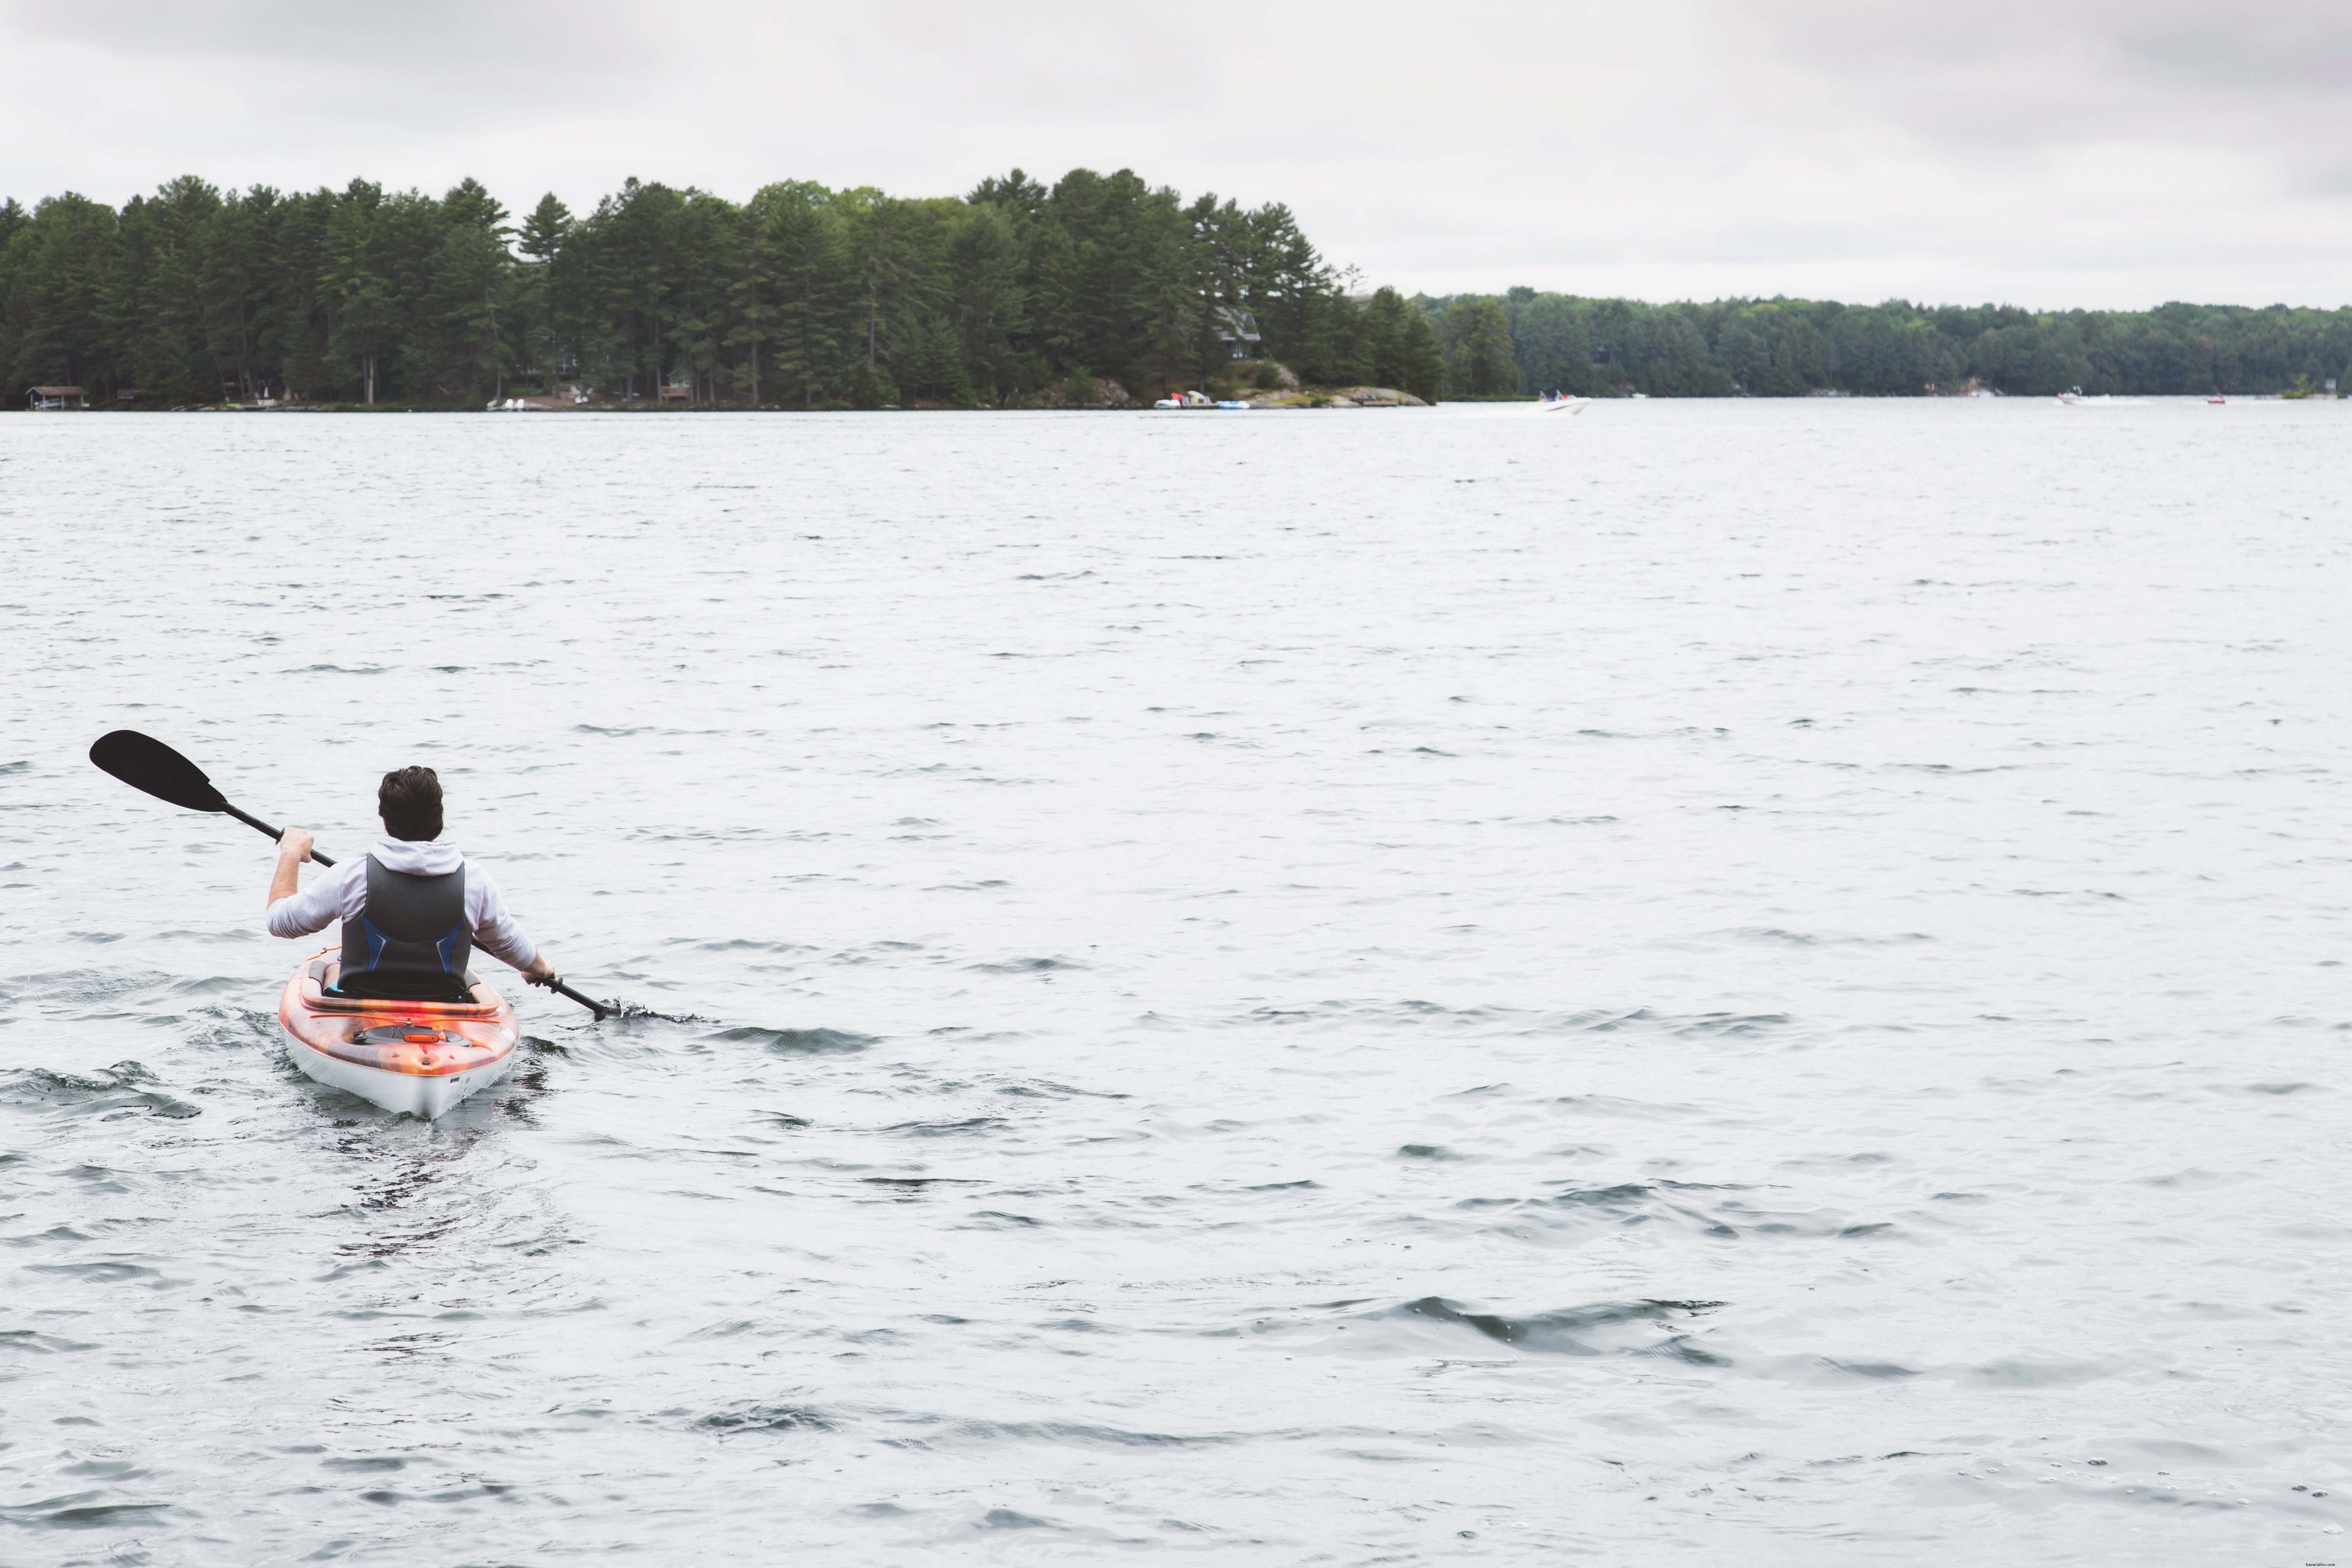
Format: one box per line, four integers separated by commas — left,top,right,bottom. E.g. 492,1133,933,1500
336,855,474,1002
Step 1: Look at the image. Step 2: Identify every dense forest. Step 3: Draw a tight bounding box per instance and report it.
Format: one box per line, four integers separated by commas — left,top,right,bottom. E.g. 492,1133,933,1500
1438,290,2352,400
0,169,1443,408
4,168,2349,408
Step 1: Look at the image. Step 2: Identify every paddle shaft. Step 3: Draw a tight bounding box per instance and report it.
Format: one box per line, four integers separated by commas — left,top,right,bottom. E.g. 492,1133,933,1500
226,803,336,866
533,976,609,1020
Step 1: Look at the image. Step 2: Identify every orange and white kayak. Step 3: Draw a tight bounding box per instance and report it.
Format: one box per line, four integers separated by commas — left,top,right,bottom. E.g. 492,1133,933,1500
277,953,521,1118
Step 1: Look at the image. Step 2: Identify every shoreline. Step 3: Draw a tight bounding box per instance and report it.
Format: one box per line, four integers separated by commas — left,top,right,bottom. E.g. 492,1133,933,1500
10,390,2332,415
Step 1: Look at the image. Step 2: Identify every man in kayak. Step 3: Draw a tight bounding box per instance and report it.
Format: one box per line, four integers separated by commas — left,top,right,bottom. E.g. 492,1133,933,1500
264,765,560,1001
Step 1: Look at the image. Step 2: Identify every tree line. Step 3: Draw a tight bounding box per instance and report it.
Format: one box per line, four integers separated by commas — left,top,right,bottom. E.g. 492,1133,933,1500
1430,290,2352,399
0,169,1446,408
9,168,2348,407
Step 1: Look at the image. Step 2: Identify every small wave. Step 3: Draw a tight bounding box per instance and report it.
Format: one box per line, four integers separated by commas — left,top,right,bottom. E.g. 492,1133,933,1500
1548,1093,1703,1120
1440,1179,1878,1247
1541,1181,1657,1206
941,1419,1242,1450
1884,761,2018,774
1715,927,1933,948
0,1062,199,1119
973,1508,1057,1530
0,1496,174,1530
1380,1296,1727,1359
1820,1359,1922,1379
151,929,263,947
11,969,177,1005
696,1403,830,1434
679,938,814,954
711,1025,875,1054
994,1079,1129,1100
1580,1009,1794,1038
27,1262,165,1284
969,956,1086,974
1967,1357,2120,1389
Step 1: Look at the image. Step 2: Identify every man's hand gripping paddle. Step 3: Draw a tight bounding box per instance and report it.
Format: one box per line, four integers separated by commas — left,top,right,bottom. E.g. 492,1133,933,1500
525,973,610,1021
88,729,610,1020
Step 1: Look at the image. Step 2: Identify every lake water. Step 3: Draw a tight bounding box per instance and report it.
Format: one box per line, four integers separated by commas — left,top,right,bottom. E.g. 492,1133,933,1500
2,399,2346,1565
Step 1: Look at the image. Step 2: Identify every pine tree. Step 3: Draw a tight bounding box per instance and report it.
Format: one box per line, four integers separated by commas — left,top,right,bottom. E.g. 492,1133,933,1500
755,184,849,408
517,193,571,392
1399,303,1446,403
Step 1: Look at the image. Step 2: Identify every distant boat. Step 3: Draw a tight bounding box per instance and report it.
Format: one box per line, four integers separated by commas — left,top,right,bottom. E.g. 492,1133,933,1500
1535,389,1588,412
2208,394,2227,404
1213,400,1250,410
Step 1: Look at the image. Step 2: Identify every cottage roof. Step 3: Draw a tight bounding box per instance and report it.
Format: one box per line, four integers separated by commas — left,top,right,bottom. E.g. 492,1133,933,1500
30,385,87,396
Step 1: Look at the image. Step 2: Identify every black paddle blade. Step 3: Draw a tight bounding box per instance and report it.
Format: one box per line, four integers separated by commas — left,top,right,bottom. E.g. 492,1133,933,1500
89,730,229,813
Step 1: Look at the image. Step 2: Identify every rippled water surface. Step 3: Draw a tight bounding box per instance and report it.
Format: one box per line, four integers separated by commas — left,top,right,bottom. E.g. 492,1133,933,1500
3,401,2349,1564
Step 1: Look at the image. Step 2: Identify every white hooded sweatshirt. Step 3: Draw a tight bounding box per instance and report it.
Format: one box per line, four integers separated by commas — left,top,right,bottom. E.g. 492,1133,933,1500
265,836,538,970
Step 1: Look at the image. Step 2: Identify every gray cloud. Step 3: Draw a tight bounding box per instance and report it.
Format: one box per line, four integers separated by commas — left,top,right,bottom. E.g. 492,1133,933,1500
9,0,644,71
3,0,2348,307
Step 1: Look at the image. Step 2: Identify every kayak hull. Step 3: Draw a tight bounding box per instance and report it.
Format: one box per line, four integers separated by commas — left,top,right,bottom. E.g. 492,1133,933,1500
277,954,522,1119
290,1033,519,1118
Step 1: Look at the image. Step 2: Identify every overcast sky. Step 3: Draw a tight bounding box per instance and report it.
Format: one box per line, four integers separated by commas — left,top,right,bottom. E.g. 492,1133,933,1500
5,0,2348,310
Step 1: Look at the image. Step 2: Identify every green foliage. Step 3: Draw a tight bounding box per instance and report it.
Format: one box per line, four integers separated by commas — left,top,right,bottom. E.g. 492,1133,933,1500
1430,290,2352,398
0,167,1372,407
1345,286,1443,401
26,172,2333,407
1441,296,1517,396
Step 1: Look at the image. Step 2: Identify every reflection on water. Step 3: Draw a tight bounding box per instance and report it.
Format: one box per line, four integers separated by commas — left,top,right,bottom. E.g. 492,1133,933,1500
2,402,2349,1563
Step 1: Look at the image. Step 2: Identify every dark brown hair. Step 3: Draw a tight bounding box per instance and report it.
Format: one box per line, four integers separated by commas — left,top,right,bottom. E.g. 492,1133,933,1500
378,766,444,842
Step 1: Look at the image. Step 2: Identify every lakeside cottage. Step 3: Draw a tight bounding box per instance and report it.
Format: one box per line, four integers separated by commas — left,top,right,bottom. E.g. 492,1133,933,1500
1214,308,1262,360
27,385,87,410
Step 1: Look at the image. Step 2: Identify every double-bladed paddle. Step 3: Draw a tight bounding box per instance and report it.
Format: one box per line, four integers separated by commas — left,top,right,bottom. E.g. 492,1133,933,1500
90,727,337,865
87,728,610,1020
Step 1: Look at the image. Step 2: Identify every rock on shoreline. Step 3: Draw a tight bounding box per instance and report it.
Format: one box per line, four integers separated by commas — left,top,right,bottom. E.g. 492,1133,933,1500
1246,385,1429,409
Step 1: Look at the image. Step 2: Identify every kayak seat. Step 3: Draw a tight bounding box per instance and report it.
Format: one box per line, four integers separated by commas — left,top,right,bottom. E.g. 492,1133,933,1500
313,956,481,1004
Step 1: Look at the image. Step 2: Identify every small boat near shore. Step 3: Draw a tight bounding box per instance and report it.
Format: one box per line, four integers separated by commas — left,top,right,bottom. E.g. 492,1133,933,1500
278,953,521,1118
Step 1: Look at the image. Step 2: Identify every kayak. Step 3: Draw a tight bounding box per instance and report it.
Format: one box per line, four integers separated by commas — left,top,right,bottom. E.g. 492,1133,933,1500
277,952,521,1118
